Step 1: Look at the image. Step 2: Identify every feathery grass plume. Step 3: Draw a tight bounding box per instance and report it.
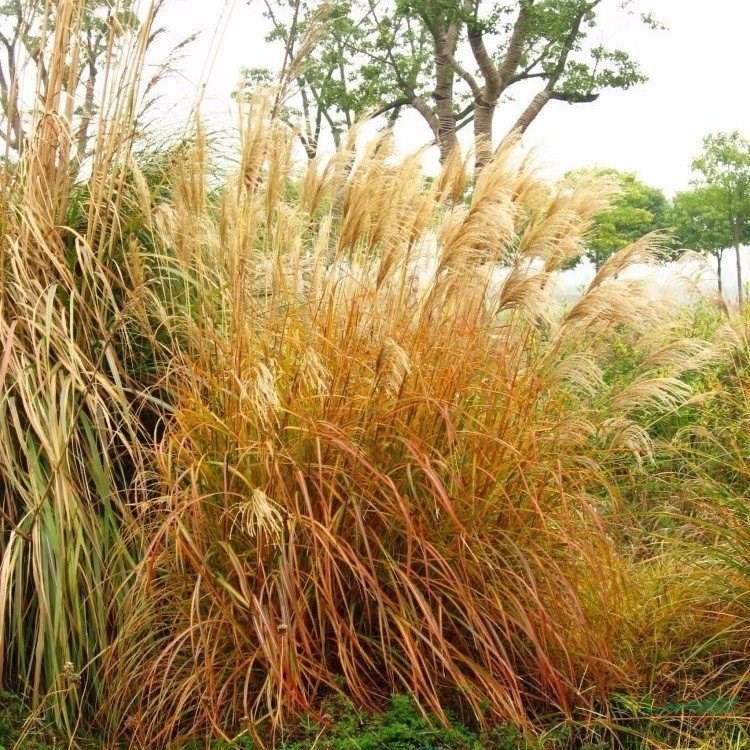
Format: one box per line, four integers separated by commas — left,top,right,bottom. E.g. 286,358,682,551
298,153,335,217
640,337,719,376
96,96,740,748
226,489,284,540
432,145,471,206
588,232,667,289
610,376,694,414
519,169,615,272
270,2,338,121
435,140,519,276
373,338,411,398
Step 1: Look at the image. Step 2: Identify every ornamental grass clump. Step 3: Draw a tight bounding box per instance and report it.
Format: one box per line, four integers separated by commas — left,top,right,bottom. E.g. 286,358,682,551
2,8,744,744
102,103,723,746
0,0,161,733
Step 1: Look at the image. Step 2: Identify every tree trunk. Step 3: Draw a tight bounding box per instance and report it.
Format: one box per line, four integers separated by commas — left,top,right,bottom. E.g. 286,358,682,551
716,249,723,295
433,23,459,163
734,218,743,305
464,9,501,175
0,48,25,154
510,90,552,136
76,63,96,162
434,62,457,162
473,99,494,174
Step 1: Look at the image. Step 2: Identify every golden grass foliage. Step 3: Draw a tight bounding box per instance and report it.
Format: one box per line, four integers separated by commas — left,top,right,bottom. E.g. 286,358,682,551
0,0,158,733
97,113,739,745
1,5,749,746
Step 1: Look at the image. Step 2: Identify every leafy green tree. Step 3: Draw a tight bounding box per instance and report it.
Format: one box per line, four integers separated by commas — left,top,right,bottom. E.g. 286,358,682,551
240,0,432,158
691,132,750,304
76,2,139,159
567,168,668,270
0,0,139,158
670,186,735,294
399,0,658,172
246,0,658,171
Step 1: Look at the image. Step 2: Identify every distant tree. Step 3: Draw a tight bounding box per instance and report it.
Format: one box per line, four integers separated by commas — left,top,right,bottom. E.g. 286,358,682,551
242,0,659,172
238,1,408,158
0,0,139,159
669,186,735,295
394,0,659,173
75,2,140,160
691,131,750,304
566,168,668,270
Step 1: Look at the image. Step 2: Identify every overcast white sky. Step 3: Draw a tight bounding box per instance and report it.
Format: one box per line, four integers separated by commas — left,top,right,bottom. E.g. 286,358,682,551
154,0,750,196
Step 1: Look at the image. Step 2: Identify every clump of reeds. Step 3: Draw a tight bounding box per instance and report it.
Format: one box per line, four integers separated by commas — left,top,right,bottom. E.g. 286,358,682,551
0,0,160,733
99,101,732,746
2,5,747,747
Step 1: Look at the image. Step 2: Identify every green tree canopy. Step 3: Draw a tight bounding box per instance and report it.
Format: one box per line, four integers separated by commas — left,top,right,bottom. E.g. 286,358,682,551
566,168,668,270
669,186,736,293
690,131,750,303
244,0,659,170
